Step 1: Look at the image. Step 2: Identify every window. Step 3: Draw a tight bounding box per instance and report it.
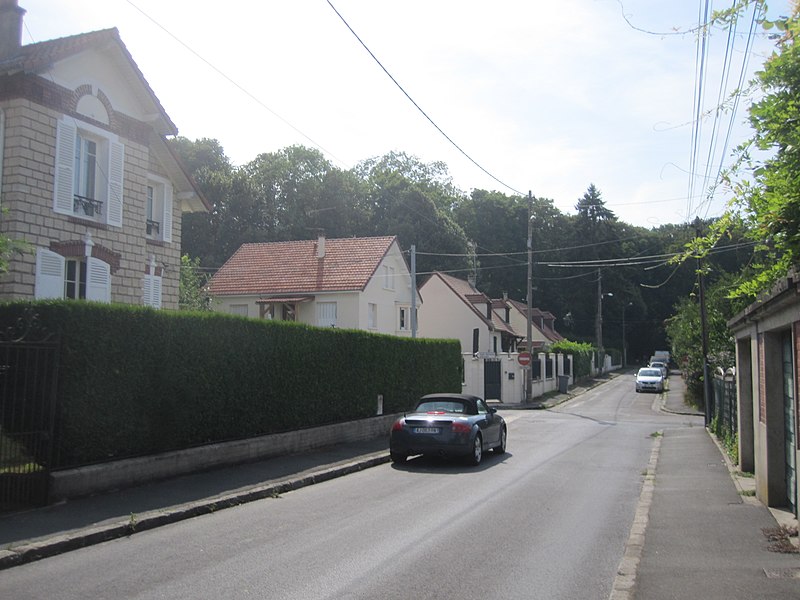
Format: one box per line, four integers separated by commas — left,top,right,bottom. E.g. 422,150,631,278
74,135,97,206
398,306,409,331
472,328,479,354
54,118,124,227
229,304,248,317
368,303,377,329
64,258,86,299
146,176,173,242
317,302,337,327
384,265,395,290
35,247,110,302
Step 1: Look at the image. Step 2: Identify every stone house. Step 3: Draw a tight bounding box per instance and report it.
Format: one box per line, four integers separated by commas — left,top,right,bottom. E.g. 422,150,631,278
0,1,208,308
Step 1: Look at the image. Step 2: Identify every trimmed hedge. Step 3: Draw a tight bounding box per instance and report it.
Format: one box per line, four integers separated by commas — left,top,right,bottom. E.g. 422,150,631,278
0,302,462,467
550,340,594,379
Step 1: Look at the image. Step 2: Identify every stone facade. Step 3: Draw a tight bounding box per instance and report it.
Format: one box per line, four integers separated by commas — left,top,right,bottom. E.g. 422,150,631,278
0,19,205,309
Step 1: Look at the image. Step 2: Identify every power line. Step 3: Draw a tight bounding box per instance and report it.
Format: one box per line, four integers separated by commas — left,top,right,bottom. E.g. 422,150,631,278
325,0,525,197
124,0,348,169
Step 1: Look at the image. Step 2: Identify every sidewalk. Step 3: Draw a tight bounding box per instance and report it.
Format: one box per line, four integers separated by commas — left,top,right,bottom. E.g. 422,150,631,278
0,437,391,569
617,375,800,599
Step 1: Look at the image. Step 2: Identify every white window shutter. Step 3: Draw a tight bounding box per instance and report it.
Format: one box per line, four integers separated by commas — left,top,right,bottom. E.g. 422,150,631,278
152,274,162,309
143,273,153,306
143,273,163,308
53,119,76,215
86,256,111,303
162,183,173,243
106,140,124,227
34,248,65,299
317,302,337,327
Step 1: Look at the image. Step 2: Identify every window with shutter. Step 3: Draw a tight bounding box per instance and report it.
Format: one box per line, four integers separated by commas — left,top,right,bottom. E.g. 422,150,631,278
317,302,337,327
146,176,173,243
53,117,124,228
35,247,112,302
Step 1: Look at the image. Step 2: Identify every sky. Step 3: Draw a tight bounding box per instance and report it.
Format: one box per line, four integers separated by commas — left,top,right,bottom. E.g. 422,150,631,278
18,0,792,228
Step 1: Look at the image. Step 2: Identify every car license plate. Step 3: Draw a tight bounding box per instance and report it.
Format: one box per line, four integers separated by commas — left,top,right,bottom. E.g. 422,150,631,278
413,427,440,434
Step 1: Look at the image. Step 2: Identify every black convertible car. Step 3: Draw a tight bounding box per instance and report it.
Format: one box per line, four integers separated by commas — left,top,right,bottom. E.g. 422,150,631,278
389,393,507,465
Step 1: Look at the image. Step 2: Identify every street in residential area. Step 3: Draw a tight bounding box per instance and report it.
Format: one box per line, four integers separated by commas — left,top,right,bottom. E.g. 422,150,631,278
0,374,798,599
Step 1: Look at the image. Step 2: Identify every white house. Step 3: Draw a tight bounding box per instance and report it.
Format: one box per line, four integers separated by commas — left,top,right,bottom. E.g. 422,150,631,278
417,271,570,403
207,235,419,336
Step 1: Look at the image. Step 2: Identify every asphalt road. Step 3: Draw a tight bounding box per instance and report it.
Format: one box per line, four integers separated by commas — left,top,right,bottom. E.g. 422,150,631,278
0,376,698,599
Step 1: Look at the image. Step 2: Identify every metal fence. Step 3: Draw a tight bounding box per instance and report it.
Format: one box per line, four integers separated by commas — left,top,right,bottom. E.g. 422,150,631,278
0,310,60,512
711,370,737,435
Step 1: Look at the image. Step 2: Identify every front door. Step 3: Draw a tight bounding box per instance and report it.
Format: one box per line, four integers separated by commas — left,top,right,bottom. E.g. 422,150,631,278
782,331,796,514
484,360,501,402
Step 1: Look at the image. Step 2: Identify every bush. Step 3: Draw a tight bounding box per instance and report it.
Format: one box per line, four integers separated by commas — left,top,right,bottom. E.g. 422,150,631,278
549,340,593,379
0,302,462,466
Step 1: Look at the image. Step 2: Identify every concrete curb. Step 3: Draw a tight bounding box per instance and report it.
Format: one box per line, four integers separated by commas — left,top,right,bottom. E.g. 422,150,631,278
608,432,662,600
0,451,391,571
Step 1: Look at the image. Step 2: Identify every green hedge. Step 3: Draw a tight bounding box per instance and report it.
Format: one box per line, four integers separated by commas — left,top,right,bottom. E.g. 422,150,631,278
550,340,593,379
0,302,462,467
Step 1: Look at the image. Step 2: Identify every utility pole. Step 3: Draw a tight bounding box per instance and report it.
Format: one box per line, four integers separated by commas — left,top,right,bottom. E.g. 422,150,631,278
411,244,417,339
694,219,711,427
526,191,533,403
595,268,603,373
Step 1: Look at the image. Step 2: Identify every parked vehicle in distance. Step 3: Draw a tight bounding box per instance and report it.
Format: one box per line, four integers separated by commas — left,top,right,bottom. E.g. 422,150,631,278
389,393,507,466
649,361,669,378
636,368,664,393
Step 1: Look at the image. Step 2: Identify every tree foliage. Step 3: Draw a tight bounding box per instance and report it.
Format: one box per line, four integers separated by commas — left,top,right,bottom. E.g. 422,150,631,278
703,6,800,298
179,254,210,311
170,138,757,363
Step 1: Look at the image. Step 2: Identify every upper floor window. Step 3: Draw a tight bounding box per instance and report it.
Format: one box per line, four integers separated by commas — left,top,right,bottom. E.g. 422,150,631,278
54,118,124,227
384,265,395,290
146,176,173,243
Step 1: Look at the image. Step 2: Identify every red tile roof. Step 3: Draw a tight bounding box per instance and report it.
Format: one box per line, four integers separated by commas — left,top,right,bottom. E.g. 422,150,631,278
208,236,399,296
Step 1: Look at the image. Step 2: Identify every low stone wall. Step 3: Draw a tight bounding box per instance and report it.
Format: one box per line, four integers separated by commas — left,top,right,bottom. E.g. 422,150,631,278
49,413,399,501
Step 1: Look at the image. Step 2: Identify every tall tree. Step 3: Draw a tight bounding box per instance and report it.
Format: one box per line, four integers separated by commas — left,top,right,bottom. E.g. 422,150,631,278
707,7,800,298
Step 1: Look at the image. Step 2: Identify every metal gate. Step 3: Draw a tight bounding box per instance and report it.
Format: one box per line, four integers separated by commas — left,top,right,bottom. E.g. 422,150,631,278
0,310,59,512
484,359,501,402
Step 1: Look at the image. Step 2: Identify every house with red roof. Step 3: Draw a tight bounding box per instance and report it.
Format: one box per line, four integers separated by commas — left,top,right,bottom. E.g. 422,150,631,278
0,1,208,308
505,299,564,348
207,235,419,336
417,271,569,403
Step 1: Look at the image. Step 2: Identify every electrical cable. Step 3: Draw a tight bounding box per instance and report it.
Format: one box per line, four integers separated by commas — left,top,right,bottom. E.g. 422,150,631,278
325,0,525,197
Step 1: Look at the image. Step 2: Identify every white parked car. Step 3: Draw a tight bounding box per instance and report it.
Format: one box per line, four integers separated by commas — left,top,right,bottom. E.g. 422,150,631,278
636,368,664,393
649,361,668,378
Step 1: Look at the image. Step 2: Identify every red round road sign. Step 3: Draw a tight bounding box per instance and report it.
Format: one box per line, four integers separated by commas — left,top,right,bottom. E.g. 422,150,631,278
518,352,532,366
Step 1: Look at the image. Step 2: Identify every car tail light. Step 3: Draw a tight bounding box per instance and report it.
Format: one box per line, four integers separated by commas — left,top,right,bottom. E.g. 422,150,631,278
451,421,471,434
391,420,404,431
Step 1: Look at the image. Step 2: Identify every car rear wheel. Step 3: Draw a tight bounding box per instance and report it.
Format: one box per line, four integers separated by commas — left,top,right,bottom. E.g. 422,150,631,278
390,451,407,464
494,426,507,454
468,433,483,466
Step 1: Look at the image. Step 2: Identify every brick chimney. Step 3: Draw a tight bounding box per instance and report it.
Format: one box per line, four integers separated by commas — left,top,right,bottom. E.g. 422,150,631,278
0,0,25,61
